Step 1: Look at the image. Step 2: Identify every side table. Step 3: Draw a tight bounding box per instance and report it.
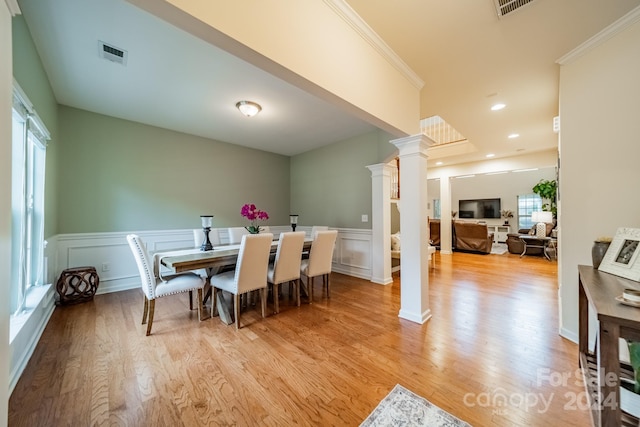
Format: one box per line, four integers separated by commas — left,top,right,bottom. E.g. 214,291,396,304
519,235,553,261
56,266,100,305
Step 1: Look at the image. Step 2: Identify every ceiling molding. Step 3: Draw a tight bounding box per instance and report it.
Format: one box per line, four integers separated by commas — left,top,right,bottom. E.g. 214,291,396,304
5,0,21,16
323,0,424,90
557,5,640,65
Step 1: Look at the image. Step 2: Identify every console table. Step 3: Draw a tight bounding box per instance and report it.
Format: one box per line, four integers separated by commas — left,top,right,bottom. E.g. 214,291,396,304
578,265,640,426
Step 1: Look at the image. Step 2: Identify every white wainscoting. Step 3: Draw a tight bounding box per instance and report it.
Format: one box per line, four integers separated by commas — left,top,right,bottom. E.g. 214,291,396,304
52,227,373,295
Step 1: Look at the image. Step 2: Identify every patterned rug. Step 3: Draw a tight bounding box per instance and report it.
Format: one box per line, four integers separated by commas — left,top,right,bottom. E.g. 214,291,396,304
491,243,508,255
361,384,472,427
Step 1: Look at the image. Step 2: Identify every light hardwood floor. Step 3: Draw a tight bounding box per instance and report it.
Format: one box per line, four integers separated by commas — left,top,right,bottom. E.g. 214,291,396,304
9,251,591,426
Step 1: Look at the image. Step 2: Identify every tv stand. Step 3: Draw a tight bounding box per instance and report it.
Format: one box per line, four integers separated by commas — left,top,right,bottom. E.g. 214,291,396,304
488,225,510,243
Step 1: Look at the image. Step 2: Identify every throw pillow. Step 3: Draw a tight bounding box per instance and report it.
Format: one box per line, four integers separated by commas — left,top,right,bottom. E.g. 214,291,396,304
391,233,401,251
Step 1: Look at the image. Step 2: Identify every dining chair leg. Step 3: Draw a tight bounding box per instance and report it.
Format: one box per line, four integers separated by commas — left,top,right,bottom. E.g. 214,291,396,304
146,299,155,336
188,290,194,310
326,274,330,298
309,276,314,303
211,287,219,317
295,279,301,307
261,288,267,318
234,294,241,330
273,283,280,314
197,288,203,321
142,295,149,325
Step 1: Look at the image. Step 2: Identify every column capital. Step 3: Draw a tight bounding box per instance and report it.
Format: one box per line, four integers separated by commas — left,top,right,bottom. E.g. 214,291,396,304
391,134,434,156
366,163,393,177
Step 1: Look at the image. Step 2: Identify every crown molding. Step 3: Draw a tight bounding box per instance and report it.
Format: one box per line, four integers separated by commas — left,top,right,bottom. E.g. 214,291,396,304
5,0,21,16
557,5,640,65
323,0,424,90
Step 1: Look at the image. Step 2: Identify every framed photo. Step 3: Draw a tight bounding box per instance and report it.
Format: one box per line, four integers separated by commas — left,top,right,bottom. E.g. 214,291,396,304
599,227,640,282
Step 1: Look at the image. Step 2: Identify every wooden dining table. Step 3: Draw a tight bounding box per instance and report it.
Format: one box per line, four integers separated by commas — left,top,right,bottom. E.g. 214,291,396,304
159,238,313,325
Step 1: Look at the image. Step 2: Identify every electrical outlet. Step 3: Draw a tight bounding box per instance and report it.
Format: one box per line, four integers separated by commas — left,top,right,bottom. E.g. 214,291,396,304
101,262,111,272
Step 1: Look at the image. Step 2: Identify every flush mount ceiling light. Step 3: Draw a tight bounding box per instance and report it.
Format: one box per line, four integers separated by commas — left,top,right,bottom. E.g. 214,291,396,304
486,153,495,158
508,133,520,139
491,103,506,111
236,100,262,117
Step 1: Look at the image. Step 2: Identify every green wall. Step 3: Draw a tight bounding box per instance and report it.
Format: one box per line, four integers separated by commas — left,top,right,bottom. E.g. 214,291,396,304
58,107,290,233
12,15,59,238
290,129,396,229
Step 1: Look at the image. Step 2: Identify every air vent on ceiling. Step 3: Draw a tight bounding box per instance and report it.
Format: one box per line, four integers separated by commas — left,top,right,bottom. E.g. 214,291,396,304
493,0,537,18
98,41,128,66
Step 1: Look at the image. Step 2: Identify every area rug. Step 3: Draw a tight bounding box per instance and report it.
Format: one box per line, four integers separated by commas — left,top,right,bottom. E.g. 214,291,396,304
360,384,472,427
490,243,508,255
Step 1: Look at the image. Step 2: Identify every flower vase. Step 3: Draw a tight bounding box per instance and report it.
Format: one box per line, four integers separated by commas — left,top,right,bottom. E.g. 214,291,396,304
592,241,611,269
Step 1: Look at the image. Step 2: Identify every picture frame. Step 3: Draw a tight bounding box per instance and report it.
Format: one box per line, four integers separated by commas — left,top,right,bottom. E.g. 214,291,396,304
598,227,640,282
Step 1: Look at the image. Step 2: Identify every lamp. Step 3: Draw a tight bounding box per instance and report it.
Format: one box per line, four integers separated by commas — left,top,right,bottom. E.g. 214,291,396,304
236,100,262,117
289,214,299,232
531,211,553,238
200,215,214,251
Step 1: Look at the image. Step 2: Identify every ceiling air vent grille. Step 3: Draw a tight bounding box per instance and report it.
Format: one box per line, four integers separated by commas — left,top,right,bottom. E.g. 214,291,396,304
493,0,537,18
98,41,128,66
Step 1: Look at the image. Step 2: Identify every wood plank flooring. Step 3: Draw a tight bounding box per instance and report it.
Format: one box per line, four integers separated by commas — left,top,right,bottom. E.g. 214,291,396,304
9,251,591,426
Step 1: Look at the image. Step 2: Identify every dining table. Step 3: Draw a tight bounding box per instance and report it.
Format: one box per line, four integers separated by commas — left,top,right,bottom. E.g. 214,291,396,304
158,237,313,325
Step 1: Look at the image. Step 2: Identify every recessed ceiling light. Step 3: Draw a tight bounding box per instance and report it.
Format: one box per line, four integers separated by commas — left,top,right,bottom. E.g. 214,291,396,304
491,103,506,111
513,168,539,173
486,153,495,158
435,161,443,166
508,133,520,139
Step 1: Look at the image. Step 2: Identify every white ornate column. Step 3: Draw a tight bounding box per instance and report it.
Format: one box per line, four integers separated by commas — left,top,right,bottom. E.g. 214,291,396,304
440,174,453,254
367,163,393,285
392,134,433,324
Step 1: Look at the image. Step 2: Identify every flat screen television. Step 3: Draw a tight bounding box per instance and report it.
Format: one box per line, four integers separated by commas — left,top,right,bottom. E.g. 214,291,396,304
458,198,501,219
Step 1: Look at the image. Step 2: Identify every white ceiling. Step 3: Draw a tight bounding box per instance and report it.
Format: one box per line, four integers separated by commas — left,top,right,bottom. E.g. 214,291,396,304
17,0,640,163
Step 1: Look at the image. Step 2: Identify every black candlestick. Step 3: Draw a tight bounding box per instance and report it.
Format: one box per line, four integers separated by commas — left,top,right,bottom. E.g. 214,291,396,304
201,227,213,251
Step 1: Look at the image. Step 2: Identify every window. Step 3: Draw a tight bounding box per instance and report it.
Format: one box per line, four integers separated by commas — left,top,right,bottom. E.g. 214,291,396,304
517,193,542,230
11,82,49,315
433,199,441,219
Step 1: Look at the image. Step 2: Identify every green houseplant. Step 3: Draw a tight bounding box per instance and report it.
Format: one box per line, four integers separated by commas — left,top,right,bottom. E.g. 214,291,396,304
532,179,557,217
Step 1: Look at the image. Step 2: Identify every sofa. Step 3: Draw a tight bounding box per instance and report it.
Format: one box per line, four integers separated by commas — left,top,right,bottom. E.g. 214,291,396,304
429,219,440,247
391,232,436,268
506,223,555,255
453,221,493,254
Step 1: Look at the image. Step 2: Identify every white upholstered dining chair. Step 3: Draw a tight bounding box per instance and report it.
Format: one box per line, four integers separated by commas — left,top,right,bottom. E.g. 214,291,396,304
210,233,273,329
300,230,338,302
267,231,306,313
193,228,221,249
227,227,249,244
126,234,205,336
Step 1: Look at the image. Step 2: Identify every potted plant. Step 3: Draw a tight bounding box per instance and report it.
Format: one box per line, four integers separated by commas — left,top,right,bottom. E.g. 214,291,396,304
501,209,514,225
621,341,640,417
532,179,557,217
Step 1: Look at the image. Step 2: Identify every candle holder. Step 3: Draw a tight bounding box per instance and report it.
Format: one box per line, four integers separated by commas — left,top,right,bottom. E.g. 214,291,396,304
289,214,299,232
200,215,214,251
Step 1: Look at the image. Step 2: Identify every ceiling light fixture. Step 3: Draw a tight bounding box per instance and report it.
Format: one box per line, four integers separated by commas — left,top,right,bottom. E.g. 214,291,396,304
236,100,262,117
486,153,495,158
508,133,520,139
491,103,506,111
435,161,443,166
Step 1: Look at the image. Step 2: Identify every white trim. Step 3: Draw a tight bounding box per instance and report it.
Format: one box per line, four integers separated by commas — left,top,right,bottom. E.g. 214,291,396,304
5,0,20,16
323,0,424,90
557,5,640,65
13,78,51,140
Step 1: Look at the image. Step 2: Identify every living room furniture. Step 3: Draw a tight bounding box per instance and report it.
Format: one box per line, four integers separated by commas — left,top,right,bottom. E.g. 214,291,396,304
267,231,306,313
506,224,555,256
488,225,510,243
300,230,338,302
391,233,436,269
578,265,640,426
127,234,205,336
519,236,555,261
210,233,274,329
452,221,493,254
429,219,440,247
